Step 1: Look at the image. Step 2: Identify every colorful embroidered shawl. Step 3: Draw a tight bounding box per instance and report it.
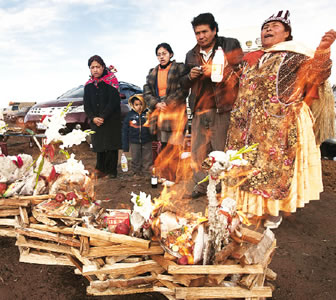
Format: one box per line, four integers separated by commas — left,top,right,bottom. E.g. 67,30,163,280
85,70,119,90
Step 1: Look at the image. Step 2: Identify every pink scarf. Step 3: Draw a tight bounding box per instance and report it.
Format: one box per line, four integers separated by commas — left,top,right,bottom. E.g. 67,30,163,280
85,70,119,90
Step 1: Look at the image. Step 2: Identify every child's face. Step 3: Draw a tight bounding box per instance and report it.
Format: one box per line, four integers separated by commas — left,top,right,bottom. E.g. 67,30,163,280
133,100,143,113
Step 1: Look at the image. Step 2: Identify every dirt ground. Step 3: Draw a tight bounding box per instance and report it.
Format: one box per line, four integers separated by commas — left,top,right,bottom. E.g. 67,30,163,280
0,136,335,300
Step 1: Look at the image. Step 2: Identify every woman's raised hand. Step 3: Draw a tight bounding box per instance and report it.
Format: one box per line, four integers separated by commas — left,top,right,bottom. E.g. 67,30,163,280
318,29,336,50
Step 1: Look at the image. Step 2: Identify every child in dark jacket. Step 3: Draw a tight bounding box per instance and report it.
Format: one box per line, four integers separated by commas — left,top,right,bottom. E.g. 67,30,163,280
122,94,153,176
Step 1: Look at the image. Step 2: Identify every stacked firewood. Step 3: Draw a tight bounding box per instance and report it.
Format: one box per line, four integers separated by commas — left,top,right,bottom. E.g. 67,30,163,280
81,226,276,299
0,194,277,299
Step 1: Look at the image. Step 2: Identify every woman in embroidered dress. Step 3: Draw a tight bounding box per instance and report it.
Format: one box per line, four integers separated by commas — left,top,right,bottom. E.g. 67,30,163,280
225,11,336,228
143,43,188,182
84,55,121,179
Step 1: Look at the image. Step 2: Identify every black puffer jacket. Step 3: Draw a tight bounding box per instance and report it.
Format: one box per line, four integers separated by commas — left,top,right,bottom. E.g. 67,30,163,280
84,76,122,152
122,94,152,152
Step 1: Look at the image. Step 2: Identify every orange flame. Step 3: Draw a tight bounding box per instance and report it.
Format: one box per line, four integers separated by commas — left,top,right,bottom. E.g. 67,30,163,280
153,103,188,183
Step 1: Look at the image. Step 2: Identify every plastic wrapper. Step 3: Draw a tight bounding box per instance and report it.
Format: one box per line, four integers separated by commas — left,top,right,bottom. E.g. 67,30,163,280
130,210,145,234
49,172,87,195
33,179,48,196
19,174,38,196
3,180,25,197
0,154,33,184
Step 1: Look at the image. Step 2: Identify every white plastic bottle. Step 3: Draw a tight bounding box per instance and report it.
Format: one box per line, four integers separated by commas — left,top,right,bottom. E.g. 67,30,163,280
121,153,128,172
211,46,226,82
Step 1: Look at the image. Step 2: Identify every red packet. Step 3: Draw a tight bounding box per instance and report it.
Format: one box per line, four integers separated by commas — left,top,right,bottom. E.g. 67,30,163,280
104,209,130,232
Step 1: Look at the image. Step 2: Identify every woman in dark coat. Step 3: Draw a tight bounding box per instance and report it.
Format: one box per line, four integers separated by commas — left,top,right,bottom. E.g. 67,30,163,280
84,55,121,178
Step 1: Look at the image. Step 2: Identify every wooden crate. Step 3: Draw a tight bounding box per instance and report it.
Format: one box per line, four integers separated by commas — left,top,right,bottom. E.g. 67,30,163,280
77,227,276,300
8,196,277,299
83,249,275,299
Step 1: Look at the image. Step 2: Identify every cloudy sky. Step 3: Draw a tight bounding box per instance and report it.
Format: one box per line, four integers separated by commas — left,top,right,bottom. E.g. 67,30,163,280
0,0,335,108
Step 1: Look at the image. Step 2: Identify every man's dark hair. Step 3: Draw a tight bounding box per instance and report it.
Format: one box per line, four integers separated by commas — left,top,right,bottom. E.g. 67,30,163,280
88,55,106,68
155,43,174,56
191,13,218,34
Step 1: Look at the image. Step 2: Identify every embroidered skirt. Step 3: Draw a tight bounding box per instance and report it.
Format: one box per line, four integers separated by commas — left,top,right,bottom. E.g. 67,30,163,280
222,103,323,216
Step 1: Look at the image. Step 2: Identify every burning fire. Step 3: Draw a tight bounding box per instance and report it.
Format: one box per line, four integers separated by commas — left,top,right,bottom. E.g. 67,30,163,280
147,112,258,264
152,104,189,183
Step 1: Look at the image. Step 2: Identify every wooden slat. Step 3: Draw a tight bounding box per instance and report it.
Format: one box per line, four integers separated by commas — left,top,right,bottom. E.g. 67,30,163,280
15,234,72,254
0,206,20,209
89,237,118,247
151,255,177,271
0,198,30,207
207,274,227,286
74,226,150,249
29,223,75,235
19,249,75,266
124,266,164,280
105,255,128,265
86,244,163,258
152,286,175,296
157,274,174,282
240,227,264,245
70,247,95,265
0,194,54,206
0,227,16,237
164,251,177,261
90,275,157,290
16,227,80,247
31,210,57,226
33,212,82,221
82,260,164,277
168,264,264,275
121,257,143,263
266,268,277,281
0,218,19,227
10,194,56,201
175,287,272,299
80,236,90,256
158,278,179,291
66,254,94,282
160,294,177,300
0,209,20,217
87,285,153,296
19,207,29,225
173,274,203,287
